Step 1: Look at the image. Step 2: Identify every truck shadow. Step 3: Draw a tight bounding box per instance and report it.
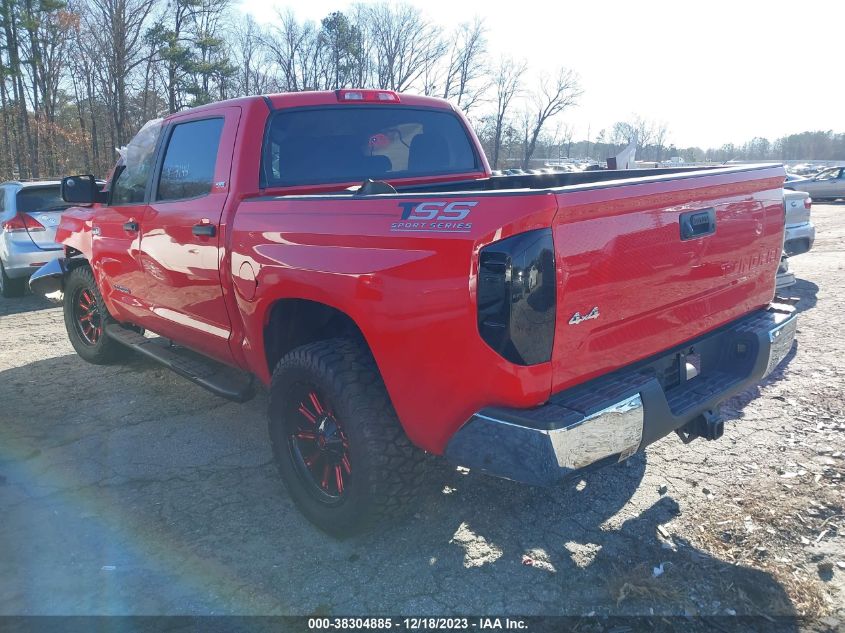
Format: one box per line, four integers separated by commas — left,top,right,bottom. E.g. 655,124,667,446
0,354,802,621
788,277,819,314
403,439,801,621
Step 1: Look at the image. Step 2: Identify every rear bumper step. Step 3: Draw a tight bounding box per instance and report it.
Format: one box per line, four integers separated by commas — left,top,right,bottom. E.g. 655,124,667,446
105,323,255,402
444,304,797,486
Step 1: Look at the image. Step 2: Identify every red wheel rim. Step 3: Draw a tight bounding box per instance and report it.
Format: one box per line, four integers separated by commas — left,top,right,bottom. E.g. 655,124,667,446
73,287,102,345
287,388,351,501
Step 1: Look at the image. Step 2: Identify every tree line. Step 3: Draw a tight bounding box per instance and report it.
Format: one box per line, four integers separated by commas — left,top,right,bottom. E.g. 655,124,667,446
553,125,845,167
0,0,586,180
1,1,842,183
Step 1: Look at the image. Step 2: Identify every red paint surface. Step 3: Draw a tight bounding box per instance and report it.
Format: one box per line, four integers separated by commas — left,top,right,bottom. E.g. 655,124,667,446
54,91,784,454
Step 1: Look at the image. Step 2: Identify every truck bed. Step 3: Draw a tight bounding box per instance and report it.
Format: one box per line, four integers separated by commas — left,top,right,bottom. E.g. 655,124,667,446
396,164,775,193
240,163,785,451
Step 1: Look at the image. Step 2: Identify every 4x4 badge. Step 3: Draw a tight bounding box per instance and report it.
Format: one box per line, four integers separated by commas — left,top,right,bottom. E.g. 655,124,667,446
569,306,600,325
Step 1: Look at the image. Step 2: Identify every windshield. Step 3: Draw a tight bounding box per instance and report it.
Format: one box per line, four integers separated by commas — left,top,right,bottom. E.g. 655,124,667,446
263,106,479,187
16,186,68,213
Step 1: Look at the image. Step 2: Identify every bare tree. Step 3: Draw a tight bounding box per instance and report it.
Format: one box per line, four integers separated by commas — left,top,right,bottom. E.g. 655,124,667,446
653,121,669,162
84,0,157,146
363,3,446,92
441,18,489,114
264,10,320,91
521,67,582,169
490,56,525,170
17,0,76,175
232,14,270,96
611,115,655,153
559,122,574,158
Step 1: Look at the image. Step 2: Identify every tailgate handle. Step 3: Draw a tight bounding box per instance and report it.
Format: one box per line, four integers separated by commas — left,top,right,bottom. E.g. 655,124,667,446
680,208,716,240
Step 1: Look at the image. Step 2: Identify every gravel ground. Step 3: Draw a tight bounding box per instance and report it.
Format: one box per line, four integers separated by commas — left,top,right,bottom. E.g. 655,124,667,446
0,205,843,621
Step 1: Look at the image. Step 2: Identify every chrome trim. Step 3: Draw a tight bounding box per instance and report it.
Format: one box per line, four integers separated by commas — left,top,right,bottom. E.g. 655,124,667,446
445,393,644,486
28,257,67,298
764,312,798,377
548,394,643,468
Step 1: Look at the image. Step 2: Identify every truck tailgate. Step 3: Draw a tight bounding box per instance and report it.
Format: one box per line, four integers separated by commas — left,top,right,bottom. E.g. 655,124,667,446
549,165,786,393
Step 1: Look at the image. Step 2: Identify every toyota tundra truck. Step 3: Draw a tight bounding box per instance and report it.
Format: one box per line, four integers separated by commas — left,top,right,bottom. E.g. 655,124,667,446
30,90,797,535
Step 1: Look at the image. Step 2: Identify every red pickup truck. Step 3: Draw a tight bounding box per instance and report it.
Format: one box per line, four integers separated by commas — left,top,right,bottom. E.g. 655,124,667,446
31,89,797,535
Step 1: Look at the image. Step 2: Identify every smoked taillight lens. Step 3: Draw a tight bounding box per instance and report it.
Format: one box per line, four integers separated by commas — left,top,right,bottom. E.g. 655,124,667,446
477,229,556,365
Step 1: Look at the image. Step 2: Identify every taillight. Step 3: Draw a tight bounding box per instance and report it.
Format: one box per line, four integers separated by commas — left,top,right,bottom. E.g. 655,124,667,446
477,229,556,365
2,214,45,232
804,197,812,210
336,89,400,103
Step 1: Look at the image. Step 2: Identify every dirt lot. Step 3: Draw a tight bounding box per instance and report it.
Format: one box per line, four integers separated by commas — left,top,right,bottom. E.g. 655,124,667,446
0,205,843,622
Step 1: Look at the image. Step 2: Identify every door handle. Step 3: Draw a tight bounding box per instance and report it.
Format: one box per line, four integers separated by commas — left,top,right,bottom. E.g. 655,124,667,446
123,221,139,232
192,223,216,237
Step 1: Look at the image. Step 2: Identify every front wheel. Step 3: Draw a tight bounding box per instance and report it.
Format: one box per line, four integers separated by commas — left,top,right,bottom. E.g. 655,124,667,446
268,338,428,537
63,266,128,364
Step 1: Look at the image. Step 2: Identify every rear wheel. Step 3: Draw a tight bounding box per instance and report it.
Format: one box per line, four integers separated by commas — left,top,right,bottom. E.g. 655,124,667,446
0,261,27,298
268,338,428,537
63,266,128,364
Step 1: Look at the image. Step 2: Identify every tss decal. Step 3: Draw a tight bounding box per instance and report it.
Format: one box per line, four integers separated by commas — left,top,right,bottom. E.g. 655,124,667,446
391,201,477,233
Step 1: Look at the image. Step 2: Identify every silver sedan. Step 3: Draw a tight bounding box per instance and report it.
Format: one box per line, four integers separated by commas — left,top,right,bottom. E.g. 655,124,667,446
784,166,845,201
0,181,68,298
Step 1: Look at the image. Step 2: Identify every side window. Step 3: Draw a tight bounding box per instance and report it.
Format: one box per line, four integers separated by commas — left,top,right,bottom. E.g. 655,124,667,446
157,118,224,202
111,118,162,205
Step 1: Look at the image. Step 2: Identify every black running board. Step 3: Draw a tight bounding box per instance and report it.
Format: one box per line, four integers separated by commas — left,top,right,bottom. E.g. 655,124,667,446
105,324,255,402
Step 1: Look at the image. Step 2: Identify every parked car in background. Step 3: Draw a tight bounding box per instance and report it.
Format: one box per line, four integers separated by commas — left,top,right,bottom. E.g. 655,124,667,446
783,189,815,256
787,163,821,176
784,166,845,201
0,181,68,297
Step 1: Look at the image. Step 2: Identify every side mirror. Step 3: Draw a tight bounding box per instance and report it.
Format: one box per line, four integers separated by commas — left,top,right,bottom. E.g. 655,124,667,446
62,174,107,204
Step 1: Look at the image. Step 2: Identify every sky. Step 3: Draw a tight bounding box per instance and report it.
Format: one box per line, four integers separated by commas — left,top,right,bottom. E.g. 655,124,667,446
237,0,845,149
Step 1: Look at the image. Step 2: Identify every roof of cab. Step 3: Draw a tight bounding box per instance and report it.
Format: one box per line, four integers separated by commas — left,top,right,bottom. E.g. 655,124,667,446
162,90,455,121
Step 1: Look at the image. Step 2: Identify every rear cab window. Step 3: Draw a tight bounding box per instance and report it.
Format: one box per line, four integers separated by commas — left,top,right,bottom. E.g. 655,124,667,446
262,106,479,187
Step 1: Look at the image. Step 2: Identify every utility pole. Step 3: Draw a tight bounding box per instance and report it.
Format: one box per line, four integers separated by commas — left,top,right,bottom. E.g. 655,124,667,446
586,123,591,160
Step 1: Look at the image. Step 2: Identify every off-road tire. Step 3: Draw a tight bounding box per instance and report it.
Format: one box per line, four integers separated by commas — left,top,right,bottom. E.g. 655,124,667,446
0,261,26,298
268,337,428,537
63,266,128,364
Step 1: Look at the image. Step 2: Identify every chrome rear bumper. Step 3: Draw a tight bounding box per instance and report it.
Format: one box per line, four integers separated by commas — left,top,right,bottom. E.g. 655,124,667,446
445,305,797,486
28,257,67,298
764,310,798,377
